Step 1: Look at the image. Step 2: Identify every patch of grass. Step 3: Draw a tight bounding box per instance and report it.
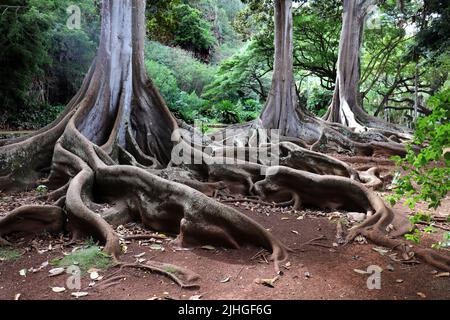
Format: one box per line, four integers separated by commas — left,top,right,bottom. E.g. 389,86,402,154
0,248,21,261
51,245,113,273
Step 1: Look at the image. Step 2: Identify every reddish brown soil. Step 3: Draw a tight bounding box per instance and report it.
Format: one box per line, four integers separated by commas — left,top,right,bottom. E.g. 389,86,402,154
1,192,449,300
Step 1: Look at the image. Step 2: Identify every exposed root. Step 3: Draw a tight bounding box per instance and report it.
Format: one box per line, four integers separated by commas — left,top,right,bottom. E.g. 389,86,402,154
255,166,450,271
0,205,65,237
117,261,200,289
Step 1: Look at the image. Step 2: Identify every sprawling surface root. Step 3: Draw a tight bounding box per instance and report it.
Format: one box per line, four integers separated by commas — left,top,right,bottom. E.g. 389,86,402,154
254,166,450,271
0,205,65,237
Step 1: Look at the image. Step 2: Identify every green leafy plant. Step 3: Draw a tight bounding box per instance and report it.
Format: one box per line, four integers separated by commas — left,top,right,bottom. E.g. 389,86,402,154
51,243,113,273
36,184,48,194
387,90,450,246
0,248,22,261
388,89,450,210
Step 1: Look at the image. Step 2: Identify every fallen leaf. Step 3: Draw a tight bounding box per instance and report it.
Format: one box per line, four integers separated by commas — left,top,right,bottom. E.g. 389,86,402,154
89,271,99,280
416,292,426,298
71,292,89,298
435,272,450,278
255,276,279,288
19,269,27,277
134,252,146,258
48,267,65,277
201,245,215,251
220,277,230,283
353,269,368,275
372,247,389,255
51,287,66,293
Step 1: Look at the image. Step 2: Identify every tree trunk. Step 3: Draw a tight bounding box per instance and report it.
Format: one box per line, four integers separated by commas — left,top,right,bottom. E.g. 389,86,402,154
256,0,410,155
260,0,301,137
324,0,410,134
324,0,372,131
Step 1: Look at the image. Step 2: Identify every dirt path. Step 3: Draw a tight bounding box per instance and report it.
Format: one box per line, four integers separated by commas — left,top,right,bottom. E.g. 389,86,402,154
1,194,449,300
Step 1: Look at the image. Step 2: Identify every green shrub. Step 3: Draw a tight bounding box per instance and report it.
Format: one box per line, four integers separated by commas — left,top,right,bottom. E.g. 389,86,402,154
145,41,216,95
388,89,450,210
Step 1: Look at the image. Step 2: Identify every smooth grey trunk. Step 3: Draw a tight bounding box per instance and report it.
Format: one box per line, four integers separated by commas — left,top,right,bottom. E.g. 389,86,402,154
260,0,301,137
324,0,373,131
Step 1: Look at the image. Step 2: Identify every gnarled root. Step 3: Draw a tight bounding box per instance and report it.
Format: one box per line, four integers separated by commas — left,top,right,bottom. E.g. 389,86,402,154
0,205,65,238
254,166,450,271
117,261,200,289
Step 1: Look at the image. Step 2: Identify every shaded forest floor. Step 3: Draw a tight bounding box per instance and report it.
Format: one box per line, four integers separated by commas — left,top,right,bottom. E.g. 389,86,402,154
0,156,449,300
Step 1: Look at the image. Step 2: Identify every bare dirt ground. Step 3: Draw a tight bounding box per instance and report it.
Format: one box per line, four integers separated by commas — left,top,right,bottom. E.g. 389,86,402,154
1,157,449,300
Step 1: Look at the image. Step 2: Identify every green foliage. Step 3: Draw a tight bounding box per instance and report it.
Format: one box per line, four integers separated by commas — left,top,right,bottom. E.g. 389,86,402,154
146,41,216,95
432,232,450,249
145,58,208,124
172,4,216,54
305,87,333,117
0,248,22,261
388,89,450,210
0,0,99,129
2,103,66,130
51,244,113,273
0,0,53,117
36,184,49,194
203,41,271,103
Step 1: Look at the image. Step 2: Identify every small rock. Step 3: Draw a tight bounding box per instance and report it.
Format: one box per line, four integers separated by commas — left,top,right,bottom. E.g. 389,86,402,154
395,279,404,283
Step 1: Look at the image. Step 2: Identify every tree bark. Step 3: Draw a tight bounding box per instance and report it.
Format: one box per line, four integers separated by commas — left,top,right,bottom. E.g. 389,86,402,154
260,0,301,137
324,0,410,134
324,0,372,131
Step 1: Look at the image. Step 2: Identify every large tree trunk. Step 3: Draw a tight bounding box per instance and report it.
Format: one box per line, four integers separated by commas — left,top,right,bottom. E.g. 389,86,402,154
324,0,370,131
260,0,300,137
324,0,410,134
